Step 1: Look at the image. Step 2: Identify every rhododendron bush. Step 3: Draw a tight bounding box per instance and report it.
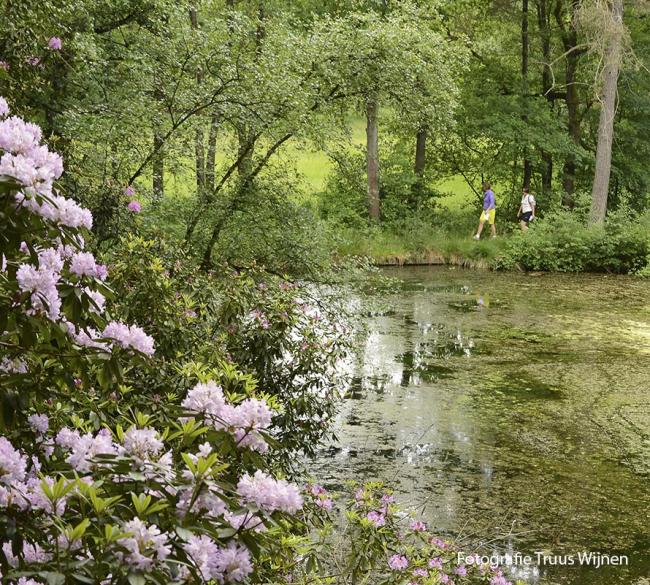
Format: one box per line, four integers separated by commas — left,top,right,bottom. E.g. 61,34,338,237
309,483,519,585
0,100,516,585
102,234,351,464
0,100,325,583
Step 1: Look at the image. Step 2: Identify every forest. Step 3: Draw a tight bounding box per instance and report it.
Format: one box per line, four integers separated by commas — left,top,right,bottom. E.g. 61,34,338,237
0,1,649,585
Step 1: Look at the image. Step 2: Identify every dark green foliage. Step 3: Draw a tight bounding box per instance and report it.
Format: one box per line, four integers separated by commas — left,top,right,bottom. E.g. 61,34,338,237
320,148,439,228
104,235,351,467
496,210,650,273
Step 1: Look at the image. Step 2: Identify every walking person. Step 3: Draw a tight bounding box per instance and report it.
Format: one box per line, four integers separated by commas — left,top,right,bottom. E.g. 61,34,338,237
473,181,496,240
517,186,536,232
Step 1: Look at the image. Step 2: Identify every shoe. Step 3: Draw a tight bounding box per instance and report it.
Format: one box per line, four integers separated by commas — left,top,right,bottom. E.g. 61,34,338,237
473,235,480,240
491,235,497,239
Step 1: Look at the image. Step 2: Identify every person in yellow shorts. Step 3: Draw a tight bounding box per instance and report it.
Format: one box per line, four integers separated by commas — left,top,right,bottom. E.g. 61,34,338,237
473,181,496,240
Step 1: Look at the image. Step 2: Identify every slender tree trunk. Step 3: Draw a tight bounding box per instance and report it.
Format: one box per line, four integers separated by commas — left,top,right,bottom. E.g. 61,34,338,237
366,97,380,222
521,0,533,188
563,49,580,203
555,0,583,207
190,6,206,197
536,0,553,194
152,128,164,203
590,0,624,224
206,110,220,191
414,128,427,180
412,127,427,204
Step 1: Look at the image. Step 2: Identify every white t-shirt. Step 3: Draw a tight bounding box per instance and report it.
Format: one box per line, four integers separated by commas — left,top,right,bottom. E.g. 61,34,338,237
521,193,536,213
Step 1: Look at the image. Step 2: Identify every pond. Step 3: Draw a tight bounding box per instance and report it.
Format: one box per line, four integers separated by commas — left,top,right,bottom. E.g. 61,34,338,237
311,266,650,585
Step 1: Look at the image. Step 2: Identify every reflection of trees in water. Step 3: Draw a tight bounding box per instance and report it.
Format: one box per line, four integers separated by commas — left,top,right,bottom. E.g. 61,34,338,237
318,269,650,585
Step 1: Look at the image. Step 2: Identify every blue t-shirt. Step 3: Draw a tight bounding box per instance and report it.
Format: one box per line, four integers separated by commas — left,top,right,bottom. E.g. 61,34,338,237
483,189,495,210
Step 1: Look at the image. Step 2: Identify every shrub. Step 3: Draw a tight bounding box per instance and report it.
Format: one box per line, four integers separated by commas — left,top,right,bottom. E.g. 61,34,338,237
495,210,650,273
104,235,352,465
309,482,523,585
0,98,323,584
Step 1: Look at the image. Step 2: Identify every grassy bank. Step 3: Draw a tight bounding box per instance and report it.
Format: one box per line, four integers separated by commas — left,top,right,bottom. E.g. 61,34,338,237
336,228,507,269
334,210,650,276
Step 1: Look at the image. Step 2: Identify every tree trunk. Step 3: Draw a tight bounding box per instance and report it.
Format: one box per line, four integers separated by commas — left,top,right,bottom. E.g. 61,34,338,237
190,6,206,198
414,128,426,179
206,110,220,191
555,0,583,207
366,97,380,222
536,0,553,194
521,0,533,188
590,0,624,224
563,48,579,204
412,127,427,203
152,128,164,203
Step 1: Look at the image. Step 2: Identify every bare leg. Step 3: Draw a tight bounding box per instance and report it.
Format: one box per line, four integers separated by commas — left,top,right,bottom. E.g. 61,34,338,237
475,220,485,238
490,223,496,237
520,220,528,232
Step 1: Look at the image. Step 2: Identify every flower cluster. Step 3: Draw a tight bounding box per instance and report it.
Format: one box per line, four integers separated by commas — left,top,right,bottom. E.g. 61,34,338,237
102,322,155,356
56,427,117,473
117,518,171,571
47,37,62,51
181,381,273,452
343,483,515,585
0,102,91,229
237,470,303,514
1,97,154,357
0,424,305,582
306,484,333,510
183,536,253,583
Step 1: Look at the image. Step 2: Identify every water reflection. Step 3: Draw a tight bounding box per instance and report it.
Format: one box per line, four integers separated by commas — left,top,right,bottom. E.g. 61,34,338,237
311,267,650,585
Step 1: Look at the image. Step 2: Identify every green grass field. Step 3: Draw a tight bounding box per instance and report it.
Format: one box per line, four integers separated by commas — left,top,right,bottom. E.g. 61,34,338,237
145,115,476,213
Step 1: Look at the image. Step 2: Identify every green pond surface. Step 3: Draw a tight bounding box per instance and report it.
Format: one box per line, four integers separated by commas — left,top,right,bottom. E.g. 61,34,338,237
311,266,650,585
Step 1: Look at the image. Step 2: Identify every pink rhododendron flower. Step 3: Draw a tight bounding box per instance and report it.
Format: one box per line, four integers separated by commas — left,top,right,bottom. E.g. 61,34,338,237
28,414,49,434
316,497,333,510
95,263,108,280
27,56,41,66
236,470,303,513
429,557,443,569
413,568,429,577
102,321,155,355
0,60,9,71
117,518,170,571
48,37,62,50
122,427,163,461
69,251,101,278
212,541,254,582
380,493,394,504
430,537,448,549
366,510,385,527
127,200,141,212
55,427,117,473
0,437,27,484
490,572,512,585
388,554,409,570
84,287,106,314
124,184,135,196
182,381,272,453
16,262,62,320
410,520,426,532
454,565,467,576
183,536,253,583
